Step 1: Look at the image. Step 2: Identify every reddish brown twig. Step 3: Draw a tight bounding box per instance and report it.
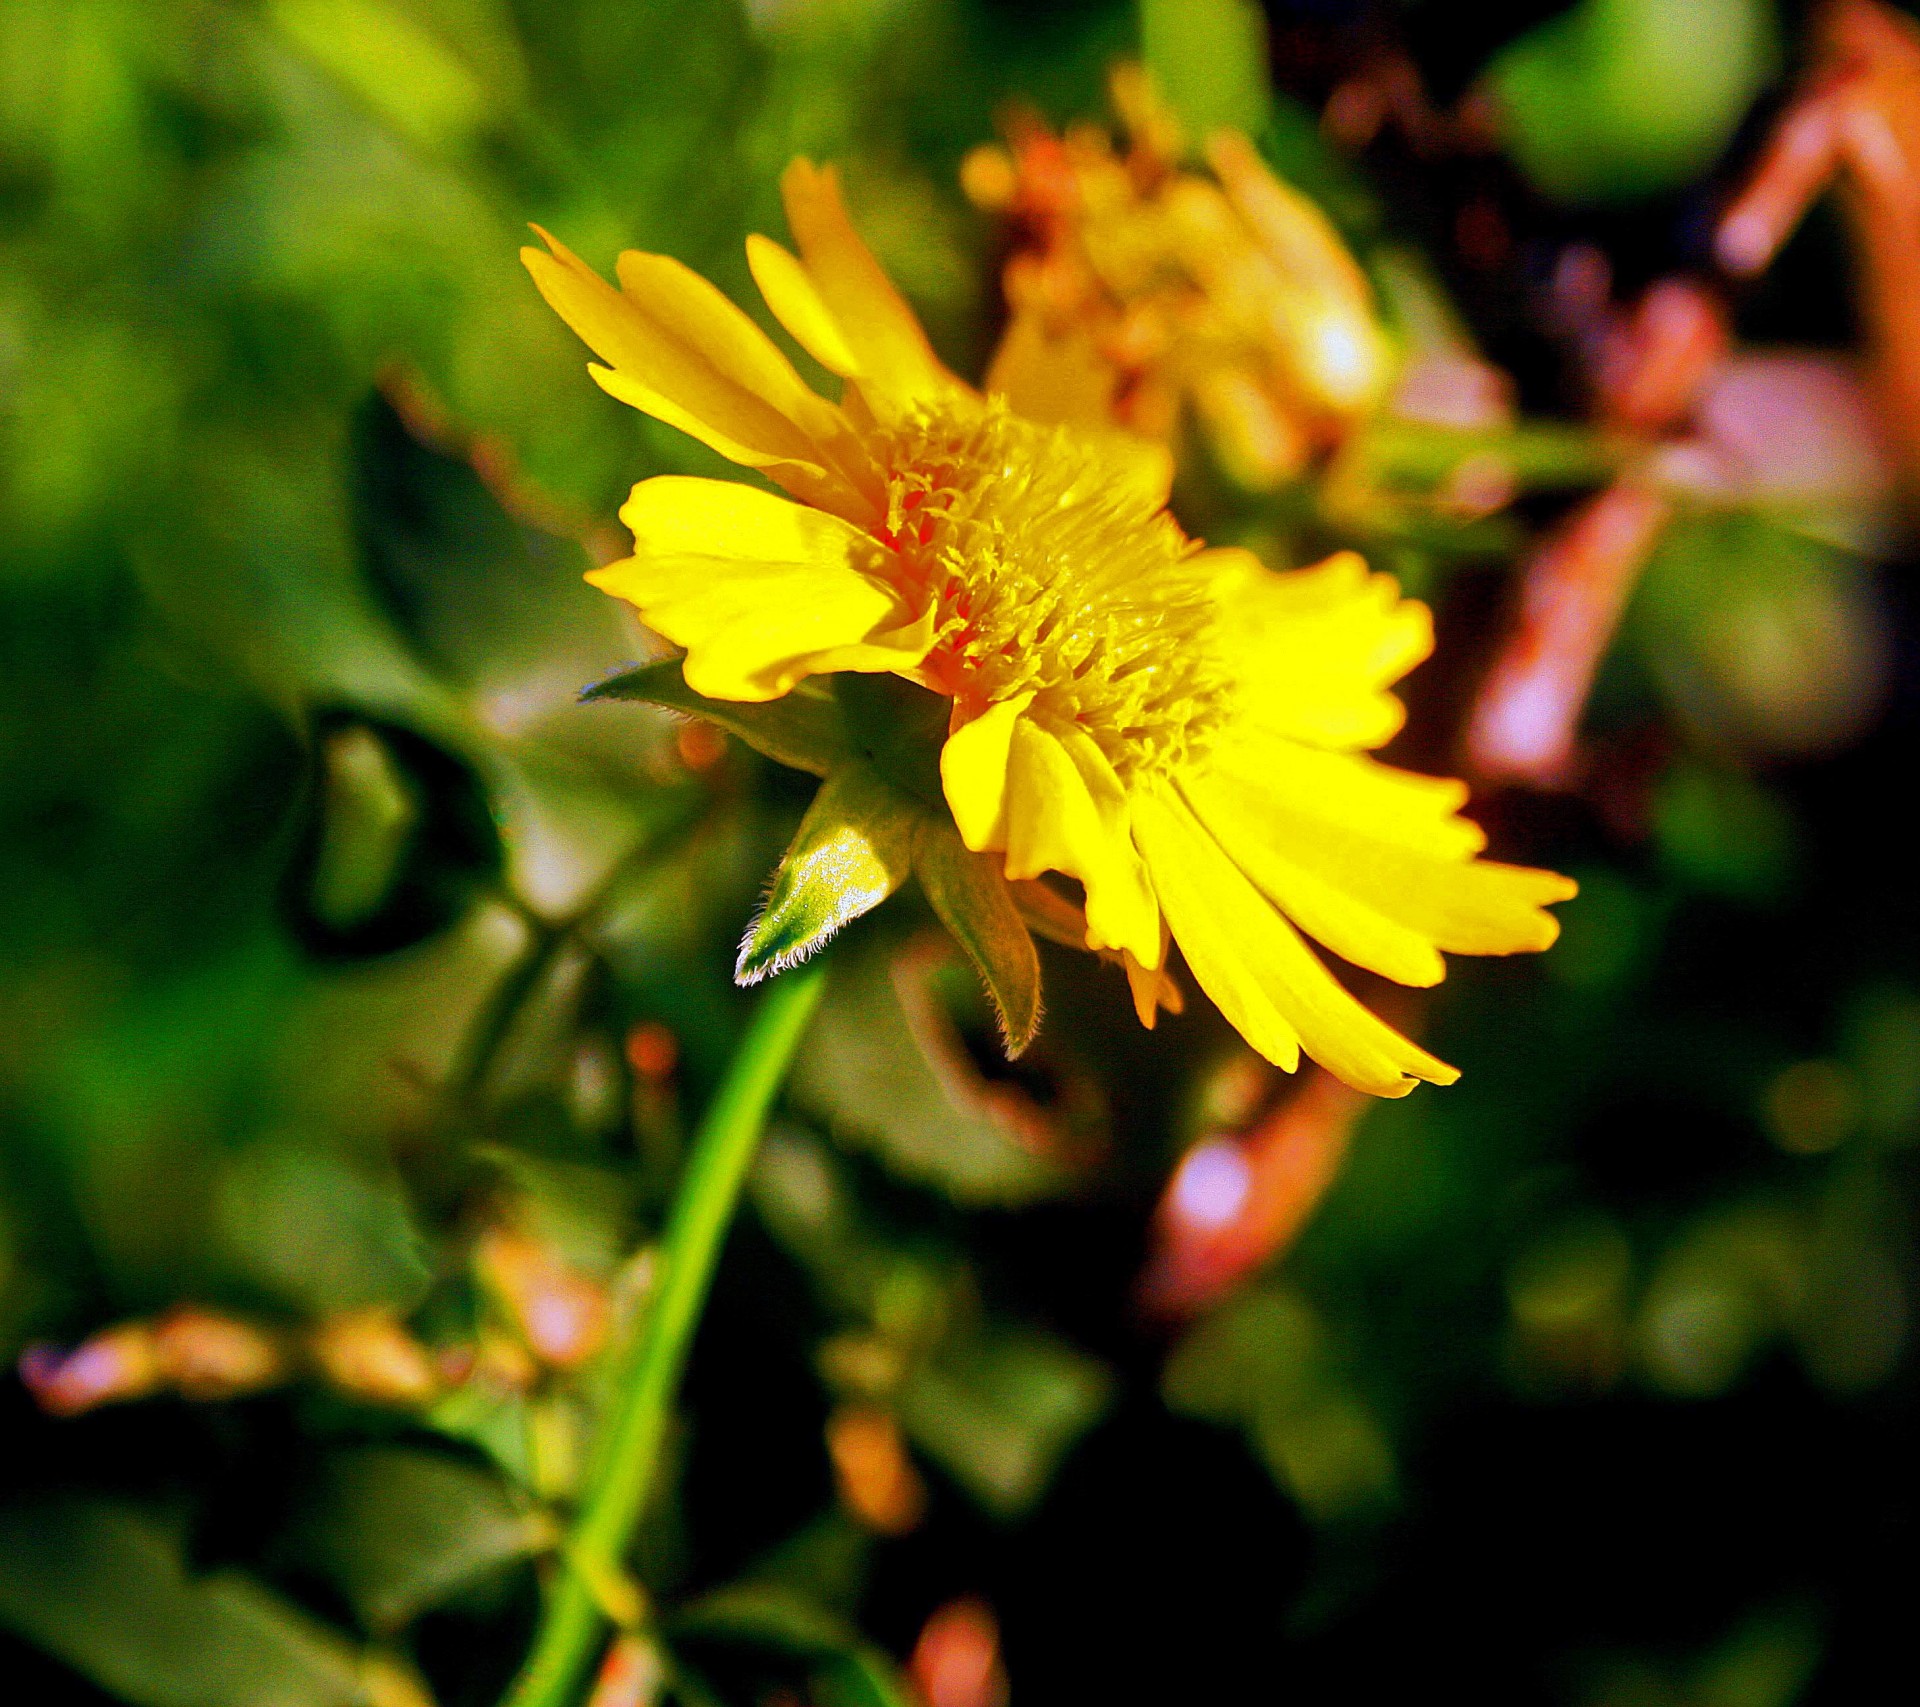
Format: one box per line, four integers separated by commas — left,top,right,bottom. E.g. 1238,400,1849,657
1717,0,1920,484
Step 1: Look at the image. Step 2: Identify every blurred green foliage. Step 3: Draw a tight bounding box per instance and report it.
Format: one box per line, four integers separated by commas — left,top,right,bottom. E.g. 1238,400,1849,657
0,2,1914,1705
1486,0,1781,204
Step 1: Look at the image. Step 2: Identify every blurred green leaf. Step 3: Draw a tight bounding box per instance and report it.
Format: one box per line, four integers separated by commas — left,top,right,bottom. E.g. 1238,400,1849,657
912,820,1041,1057
583,660,851,778
670,1585,915,1707
1164,1287,1318,1421
471,1147,636,1271
785,943,1069,1206
1486,0,1779,203
1693,1604,1822,1707
1652,763,1797,907
217,1142,431,1314
289,716,503,959
1140,0,1271,141
426,1383,539,1491
347,395,619,700
1353,417,1614,495
1541,867,1664,994
1634,1202,1803,1397
268,0,499,155
1841,986,1920,1147
0,1498,371,1707
897,1326,1110,1519
307,725,420,933
1632,510,1891,759
736,763,921,985
1165,1286,1395,1521
287,1445,546,1634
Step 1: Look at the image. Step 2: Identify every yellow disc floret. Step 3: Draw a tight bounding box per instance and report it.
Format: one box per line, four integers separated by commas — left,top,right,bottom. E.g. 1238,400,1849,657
876,400,1228,780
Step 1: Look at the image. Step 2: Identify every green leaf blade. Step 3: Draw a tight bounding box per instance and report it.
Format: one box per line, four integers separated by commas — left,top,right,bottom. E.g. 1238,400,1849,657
0,1498,371,1707
286,1445,545,1636
669,1586,917,1707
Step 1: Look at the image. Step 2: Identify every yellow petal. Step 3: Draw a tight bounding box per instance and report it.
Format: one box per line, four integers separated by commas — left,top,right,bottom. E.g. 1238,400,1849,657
939,692,1034,850
1294,822,1576,959
1132,783,1459,1098
1190,742,1575,965
1126,954,1161,1029
1205,733,1483,861
979,306,1172,503
985,310,1118,431
1124,938,1184,1029
1208,134,1369,303
591,477,931,702
1184,773,1446,987
523,229,878,519
1209,548,1433,750
1188,364,1311,489
586,366,834,503
746,233,864,379
978,312,1174,507
1371,854,1576,957
1206,132,1390,415
1001,716,1160,966
777,160,961,409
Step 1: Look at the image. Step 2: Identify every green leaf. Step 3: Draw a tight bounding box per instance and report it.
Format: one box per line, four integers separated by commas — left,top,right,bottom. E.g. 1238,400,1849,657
1637,511,1889,760
270,0,495,154
1140,0,1272,141
781,952,1070,1207
914,820,1042,1056
1485,0,1779,204
0,1498,371,1707
1651,763,1797,907
1162,1286,1396,1521
582,659,851,777
217,1143,432,1316
1353,417,1615,495
284,1445,547,1635
669,1585,916,1707
896,1327,1112,1519
735,763,922,985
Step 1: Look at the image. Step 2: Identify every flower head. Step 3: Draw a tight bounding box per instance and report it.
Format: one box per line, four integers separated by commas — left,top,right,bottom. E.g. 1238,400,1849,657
525,160,1573,1097
962,66,1394,487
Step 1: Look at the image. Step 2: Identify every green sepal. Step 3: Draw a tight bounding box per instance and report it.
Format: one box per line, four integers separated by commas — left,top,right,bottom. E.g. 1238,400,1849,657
914,819,1042,1057
736,762,921,985
834,672,949,808
582,659,851,777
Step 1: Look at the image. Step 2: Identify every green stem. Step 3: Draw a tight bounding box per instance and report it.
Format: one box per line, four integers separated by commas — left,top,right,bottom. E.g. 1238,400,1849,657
501,964,829,1707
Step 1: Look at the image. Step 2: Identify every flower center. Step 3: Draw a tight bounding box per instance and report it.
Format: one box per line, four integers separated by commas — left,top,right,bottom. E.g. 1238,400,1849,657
872,400,1229,780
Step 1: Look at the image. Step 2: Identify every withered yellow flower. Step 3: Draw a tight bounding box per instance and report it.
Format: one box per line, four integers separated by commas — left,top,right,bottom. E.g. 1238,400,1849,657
964,66,1392,487
524,161,1572,1097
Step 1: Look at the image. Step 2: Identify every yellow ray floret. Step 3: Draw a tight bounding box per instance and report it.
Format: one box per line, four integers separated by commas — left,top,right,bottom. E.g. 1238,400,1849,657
594,478,933,701
524,160,1574,1097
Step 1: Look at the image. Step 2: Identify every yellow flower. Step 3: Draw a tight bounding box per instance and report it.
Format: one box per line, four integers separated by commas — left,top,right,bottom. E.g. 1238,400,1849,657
963,66,1394,488
524,161,1573,1098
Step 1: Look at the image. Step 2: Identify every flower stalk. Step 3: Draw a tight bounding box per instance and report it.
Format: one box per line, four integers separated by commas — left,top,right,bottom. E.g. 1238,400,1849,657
501,964,828,1707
